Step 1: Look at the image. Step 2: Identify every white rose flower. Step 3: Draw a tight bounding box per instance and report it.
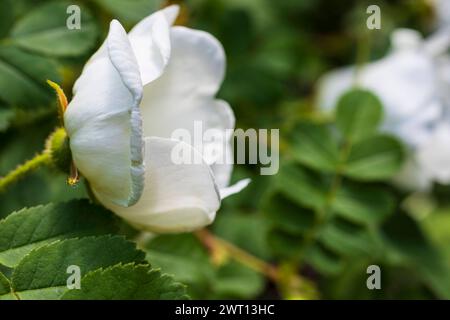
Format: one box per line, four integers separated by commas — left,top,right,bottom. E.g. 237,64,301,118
63,5,249,232
317,28,450,191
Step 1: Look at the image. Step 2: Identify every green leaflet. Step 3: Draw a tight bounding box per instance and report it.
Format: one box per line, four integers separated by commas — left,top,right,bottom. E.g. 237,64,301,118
0,200,118,267
317,218,381,257
264,192,316,235
7,235,145,299
382,213,450,299
289,122,339,172
10,1,98,57
274,164,329,210
333,181,395,226
0,108,14,132
0,45,60,108
303,243,344,275
93,0,163,25
62,263,188,300
336,89,383,143
343,135,405,181
0,0,99,113
0,271,12,298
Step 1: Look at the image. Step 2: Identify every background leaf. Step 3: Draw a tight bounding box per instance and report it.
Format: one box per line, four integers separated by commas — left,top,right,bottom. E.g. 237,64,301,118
0,45,60,108
0,271,11,297
289,122,339,172
343,135,404,181
93,0,163,25
10,1,99,57
336,89,383,143
145,234,265,299
62,264,188,300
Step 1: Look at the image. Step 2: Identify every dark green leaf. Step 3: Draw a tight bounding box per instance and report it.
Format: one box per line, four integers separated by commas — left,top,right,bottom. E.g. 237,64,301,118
267,229,303,259
304,243,343,275
289,122,339,172
11,1,98,57
9,235,145,299
343,135,404,181
0,45,60,108
93,0,162,25
0,108,14,132
264,192,315,235
382,213,450,298
336,89,383,142
333,181,395,226
0,272,12,297
0,200,118,267
275,163,328,210
145,234,264,299
62,263,188,300
318,218,380,257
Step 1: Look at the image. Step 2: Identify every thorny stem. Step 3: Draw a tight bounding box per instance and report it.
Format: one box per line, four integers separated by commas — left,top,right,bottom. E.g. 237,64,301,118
195,229,318,298
0,152,51,192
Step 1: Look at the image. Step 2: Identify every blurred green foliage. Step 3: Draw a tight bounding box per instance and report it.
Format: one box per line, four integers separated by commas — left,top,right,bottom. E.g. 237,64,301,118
0,0,449,300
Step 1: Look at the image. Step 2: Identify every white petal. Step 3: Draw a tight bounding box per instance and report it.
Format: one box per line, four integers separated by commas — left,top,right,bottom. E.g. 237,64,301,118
147,26,226,97
210,141,233,188
128,5,180,85
95,137,221,233
159,4,180,24
65,20,144,207
140,27,226,127
417,123,450,184
219,178,251,199
139,26,235,183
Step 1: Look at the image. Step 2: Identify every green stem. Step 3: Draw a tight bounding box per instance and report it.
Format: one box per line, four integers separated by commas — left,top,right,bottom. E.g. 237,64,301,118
195,229,279,281
354,32,372,86
195,229,318,299
0,152,51,192
297,140,353,256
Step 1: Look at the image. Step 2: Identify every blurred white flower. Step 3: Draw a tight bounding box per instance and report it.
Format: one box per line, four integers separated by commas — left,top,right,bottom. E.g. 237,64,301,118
64,5,249,232
417,123,450,184
317,28,450,191
433,0,450,28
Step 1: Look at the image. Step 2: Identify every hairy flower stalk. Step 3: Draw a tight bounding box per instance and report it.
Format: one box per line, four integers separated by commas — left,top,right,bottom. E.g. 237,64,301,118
0,82,76,192
0,152,51,192
0,127,75,192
